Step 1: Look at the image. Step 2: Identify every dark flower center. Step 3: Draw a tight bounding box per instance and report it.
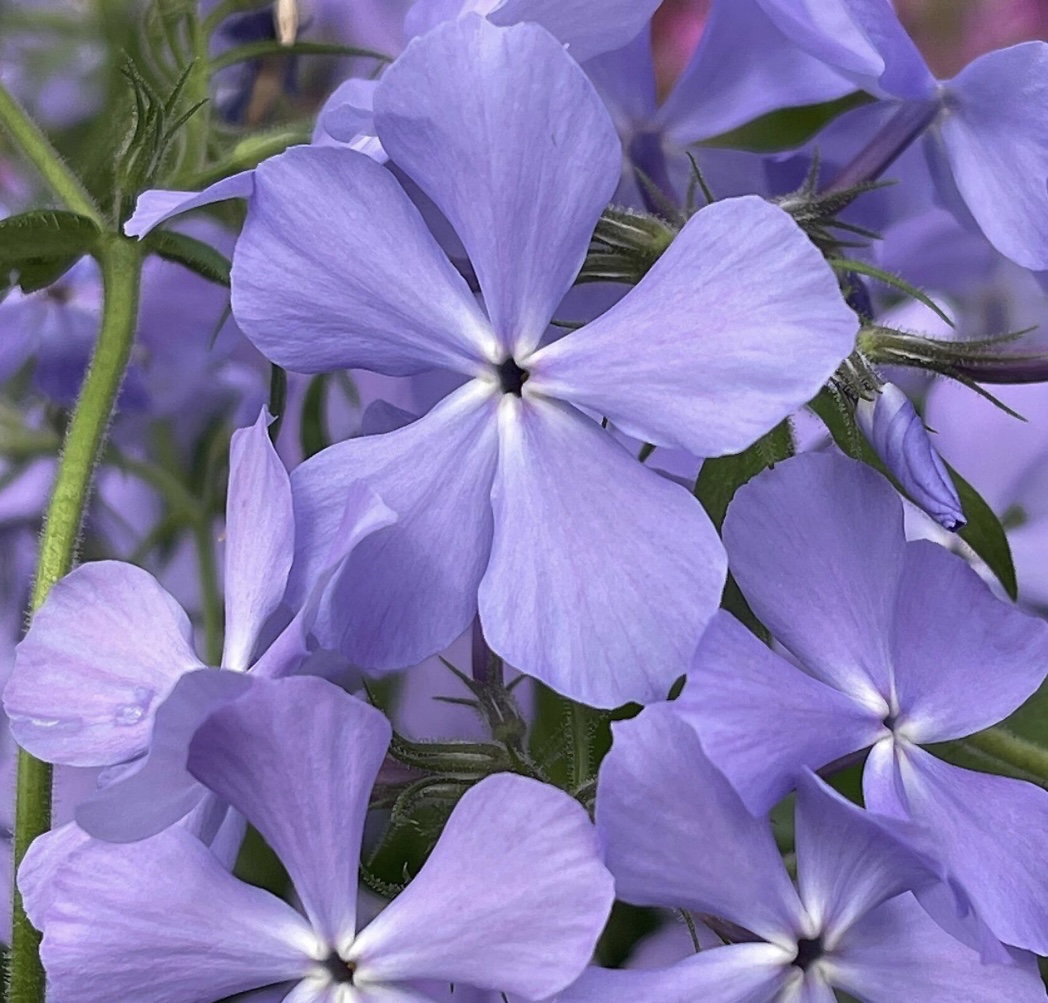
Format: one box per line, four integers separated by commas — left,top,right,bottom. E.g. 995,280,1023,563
792,936,824,972
496,357,529,396
322,952,356,985
882,711,898,730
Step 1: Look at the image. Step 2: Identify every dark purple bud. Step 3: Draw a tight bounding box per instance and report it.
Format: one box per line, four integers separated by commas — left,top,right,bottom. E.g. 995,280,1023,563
856,383,965,531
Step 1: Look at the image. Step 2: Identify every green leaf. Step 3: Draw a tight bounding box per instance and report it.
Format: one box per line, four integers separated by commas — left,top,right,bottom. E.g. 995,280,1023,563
0,210,100,263
210,39,391,73
5,255,81,294
145,229,231,286
810,389,1018,600
300,375,330,460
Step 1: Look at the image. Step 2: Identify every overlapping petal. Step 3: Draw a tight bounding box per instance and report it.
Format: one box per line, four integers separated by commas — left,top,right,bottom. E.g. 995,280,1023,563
678,612,886,815
479,395,723,707
231,146,494,376
292,381,499,670
528,198,857,458
74,668,252,844
723,453,904,701
5,562,205,766
188,677,392,949
222,409,295,671
123,170,255,238
374,16,621,356
891,541,1048,743
349,773,614,998
36,829,315,1003
558,945,792,1003
936,42,1048,270
867,744,1048,954
596,704,804,943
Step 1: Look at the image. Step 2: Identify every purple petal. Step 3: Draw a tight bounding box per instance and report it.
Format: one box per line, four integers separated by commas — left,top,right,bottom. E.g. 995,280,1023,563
867,743,1048,954
313,78,385,160
18,823,90,930
559,946,792,1003
188,676,392,947
855,384,965,531
222,409,295,671
479,396,725,707
832,894,1047,1002
348,773,614,998
291,382,499,671
596,704,804,943
36,829,315,1003
375,16,620,356
936,42,1048,270
487,0,662,63
678,611,886,815
891,540,1048,743
528,198,857,458
659,0,856,143
251,483,398,680
723,453,904,702
123,170,255,238
5,562,205,766
231,146,493,377
74,668,253,843
793,771,938,941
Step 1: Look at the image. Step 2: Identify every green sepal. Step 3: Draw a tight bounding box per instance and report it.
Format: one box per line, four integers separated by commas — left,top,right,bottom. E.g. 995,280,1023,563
0,210,100,292
144,229,232,286
810,388,1018,600
210,39,392,73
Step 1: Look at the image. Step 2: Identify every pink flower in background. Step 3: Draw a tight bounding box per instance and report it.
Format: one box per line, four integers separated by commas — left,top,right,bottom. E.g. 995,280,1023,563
651,0,710,99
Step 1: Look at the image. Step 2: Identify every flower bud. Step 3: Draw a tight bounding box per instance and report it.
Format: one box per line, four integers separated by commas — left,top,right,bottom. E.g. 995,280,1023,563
855,383,966,531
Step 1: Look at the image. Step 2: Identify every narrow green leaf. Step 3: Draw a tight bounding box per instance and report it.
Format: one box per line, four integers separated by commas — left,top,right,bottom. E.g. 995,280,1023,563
810,389,1018,599
145,229,231,286
210,39,391,73
5,254,80,293
300,374,330,460
827,256,955,328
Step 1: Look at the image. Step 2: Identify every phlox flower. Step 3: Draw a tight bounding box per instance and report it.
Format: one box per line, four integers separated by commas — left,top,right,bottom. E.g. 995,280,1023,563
563,703,1046,1002
22,675,614,1003
3,410,394,850
229,15,857,708
679,451,1048,954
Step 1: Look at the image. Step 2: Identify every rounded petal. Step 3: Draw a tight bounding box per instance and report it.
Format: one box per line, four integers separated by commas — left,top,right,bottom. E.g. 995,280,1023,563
375,16,620,356
222,409,296,671
37,829,315,1003
936,42,1048,270
291,381,499,670
479,396,725,708
5,562,205,766
17,823,91,931
528,198,857,458
188,676,392,947
349,773,614,999
830,894,1047,1002
891,541,1048,743
596,704,804,944
722,453,904,702
231,146,494,377
679,611,886,815
558,945,792,1003
123,171,256,238
870,744,1048,955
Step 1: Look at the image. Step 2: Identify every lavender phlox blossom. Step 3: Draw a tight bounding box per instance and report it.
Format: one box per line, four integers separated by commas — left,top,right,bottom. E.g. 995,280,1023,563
564,703,1045,1002
228,15,857,707
759,0,1048,270
24,675,615,1003
3,409,394,849
855,381,965,531
679,451,1048,954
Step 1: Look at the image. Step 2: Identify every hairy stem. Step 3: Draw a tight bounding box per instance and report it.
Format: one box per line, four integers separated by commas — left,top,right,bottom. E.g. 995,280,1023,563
9,234,142,1003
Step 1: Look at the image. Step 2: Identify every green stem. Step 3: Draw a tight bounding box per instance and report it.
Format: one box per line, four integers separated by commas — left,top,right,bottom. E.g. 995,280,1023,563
0,81,102,225
9,234,142,1003
180,11,213,178
959,725,1048,786
194,522,224,666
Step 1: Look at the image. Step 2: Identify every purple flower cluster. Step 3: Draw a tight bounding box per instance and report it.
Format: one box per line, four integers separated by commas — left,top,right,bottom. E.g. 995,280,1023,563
4,1,1048,1001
